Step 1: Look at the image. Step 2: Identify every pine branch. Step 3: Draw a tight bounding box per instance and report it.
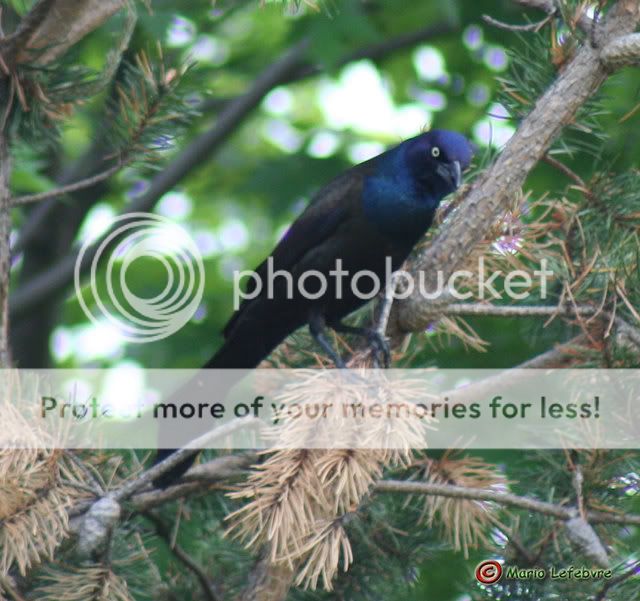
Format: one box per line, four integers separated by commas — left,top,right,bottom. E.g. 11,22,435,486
601,32,640,67
436,302,597,318
389,0,640,341
482,13,554,33
130,453,256,511
69,418,258,521
0,0,56,66
439,305,640,346
512,0,593,33
516,335,587,367
11,162,124,206
375,479,640,526
13,0,125,67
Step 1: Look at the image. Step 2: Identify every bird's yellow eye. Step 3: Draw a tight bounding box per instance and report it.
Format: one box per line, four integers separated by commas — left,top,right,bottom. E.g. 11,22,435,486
431,146,440,158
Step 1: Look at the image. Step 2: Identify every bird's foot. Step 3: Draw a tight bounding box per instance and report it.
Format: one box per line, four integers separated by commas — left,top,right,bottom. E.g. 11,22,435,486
329,321,391,368
309,311,347,369
366,330,391,369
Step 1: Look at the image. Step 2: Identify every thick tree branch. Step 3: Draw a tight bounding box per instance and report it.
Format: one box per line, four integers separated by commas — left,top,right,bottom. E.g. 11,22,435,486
14,0,125,66
390,0,640,340
601,32,640,67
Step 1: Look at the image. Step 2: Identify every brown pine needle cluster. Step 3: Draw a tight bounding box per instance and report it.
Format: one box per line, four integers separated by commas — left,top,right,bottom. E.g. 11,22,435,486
34,565,135,601
409,452,507,557
0,393,92,577
226,448,368,591
293,515,354,590
227,368,432,590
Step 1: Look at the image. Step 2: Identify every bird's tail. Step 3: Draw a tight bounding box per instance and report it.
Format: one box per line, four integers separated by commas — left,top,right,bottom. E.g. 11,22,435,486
204,310,301,369
154,309,301,487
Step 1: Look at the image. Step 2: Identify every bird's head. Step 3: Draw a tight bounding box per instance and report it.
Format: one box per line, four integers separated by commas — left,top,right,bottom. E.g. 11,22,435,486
405,129,474,198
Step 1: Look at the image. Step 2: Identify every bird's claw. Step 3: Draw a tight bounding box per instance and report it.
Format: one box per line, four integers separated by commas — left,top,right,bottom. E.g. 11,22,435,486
367,331,391,368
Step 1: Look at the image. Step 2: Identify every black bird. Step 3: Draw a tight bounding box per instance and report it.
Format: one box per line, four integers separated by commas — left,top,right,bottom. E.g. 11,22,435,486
206,129,473,369
153,129,473,486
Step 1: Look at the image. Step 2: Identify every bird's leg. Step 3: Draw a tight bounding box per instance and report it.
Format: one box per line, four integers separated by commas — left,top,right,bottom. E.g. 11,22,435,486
329,322,391,368
309,310,346,368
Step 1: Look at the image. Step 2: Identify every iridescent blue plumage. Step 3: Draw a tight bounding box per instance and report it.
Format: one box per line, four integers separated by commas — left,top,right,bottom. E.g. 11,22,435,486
363,130,473,239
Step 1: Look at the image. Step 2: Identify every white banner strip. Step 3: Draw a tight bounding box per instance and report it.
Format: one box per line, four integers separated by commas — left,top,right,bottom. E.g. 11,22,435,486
1,368,637,450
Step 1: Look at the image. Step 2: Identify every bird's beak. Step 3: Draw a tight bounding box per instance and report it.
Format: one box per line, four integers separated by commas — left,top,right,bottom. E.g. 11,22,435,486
452,161,462,188
436,160,462,190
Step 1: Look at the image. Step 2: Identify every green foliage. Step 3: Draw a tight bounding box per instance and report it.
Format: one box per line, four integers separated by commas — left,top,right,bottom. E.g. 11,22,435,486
6,0,640,600
9,57,97,146
105,51,199,165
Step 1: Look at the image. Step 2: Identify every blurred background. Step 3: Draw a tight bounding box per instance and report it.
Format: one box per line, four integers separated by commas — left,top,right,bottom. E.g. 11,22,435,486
11,0,638,375
4,1,640,600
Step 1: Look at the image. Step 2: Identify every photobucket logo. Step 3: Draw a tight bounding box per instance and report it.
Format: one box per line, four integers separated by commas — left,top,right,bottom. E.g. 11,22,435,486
234,256,553,308
74,213,205,343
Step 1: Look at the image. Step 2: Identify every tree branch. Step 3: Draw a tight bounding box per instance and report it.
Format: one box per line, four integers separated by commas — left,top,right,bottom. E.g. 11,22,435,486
130,453,256,511
419,303,640,350
482,13,554,33
389,0,640,341
375,479,640,526
144,511,222,601
601,32,640,68
15,0,125,66
113,418,258,505
11,162,124,206
0,132,11,366
436,302,597,318
515,335,586,368
513,0,593,33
